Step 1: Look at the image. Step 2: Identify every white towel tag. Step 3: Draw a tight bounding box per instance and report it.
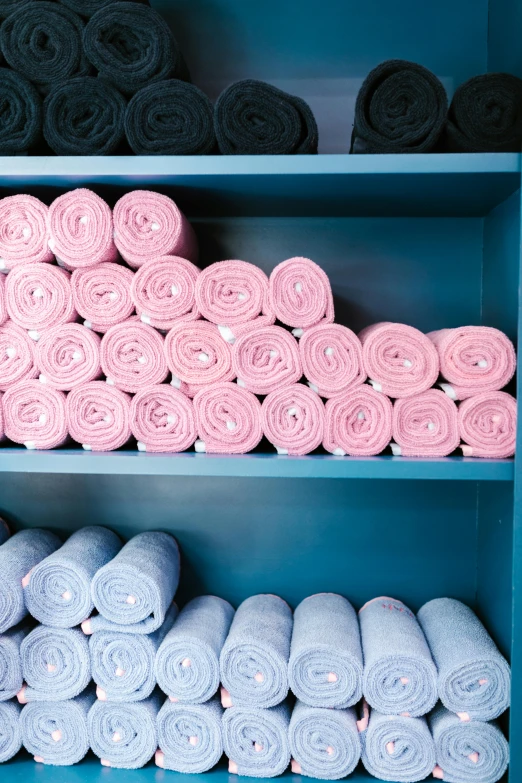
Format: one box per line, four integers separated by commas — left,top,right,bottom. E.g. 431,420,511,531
390,443,402,456
292,328,304,338
276,446,288,455
170,376,182,389
439,383,457,400
137,356,147,364
106,378,115,386
137,442,147,452
287,407,297,416
368,380,383,393
140,314,151,325
22,227,31,238
38,414,47,425
198,352,209,363
226,421,237,431
82,444,92,451
218,325,236,344
236,379,246,387
325,347,334,356
39,374,47,384
32,288,44,299
307,382,319,394
79,216,88,225
24,441,36,450
237,292,246,301
151,222,160,232
167,415,175,424
332,447,346,457
5,347,16,359
83,321,92,330
195,440,206,453
109,292,118,302
72,352,81,361
28,331,40,342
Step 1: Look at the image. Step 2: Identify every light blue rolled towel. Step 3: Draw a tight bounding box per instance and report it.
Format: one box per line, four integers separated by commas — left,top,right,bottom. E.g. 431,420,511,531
289,593,363,708
289,699,361,779
359,596,438,717
220,594,292,708
429,703,509,783
90,602,178,702
156,695,223,773
0,518,10,546
87,531,180,635
222,701,291,778
19,625,90,703
0,620,33,701
88,689,162,769
0,699,22,762
21,686,95,765
25,526,122,628
418,598,511,721
0,529,61,633
156,595,234,703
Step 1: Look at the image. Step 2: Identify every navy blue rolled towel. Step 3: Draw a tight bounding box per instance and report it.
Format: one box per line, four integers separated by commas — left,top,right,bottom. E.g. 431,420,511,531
59,0,150,18
0,0,34,20
0,68,42,155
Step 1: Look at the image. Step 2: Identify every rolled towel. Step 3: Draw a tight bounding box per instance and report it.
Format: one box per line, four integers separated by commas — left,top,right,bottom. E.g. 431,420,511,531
269,257,334,332
323,386,393,456
359,322,439,398
18,626,90,702
0,518,8,546
195,260,273,330
90,602,178,702
43,77,126,156
71,263,135,333
359,596,437,717
391,389,459,457
351,59,447,153
0,321,38,391
0,699,22,762
0,529,61,633
193,381,262,454
113,190,197,269
126,80,216,155
0,70,41,155
20,687,95,765
47,189,117,270
233,325,302,395
215,80,318,155
0,621,32,701
130,385,196,453
24,526,122,629
66,381,131,451
88,691,161,768
300,324,366,398
0,0,34,19
220,594,291,709
0,195,53,270
6,264,76,336
458,391,516,459
417,597,510,720
60,0,150,16
100,321,168,392
289,700,360,779
289,593,362,709
429,704,509,783
156,595,234,704
222,701,291,777
0,278,6,328
156,695,223,773
36,324,102,390
3,381,68,450
87,531,180,635
261,384,324,456
131,256,200,330
165,321,234,388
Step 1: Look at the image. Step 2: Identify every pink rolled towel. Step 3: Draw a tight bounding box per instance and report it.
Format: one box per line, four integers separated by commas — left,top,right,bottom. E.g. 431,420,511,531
391,389,459,457
47,189,117,270
113,191,198,269
323,386,393,456
6,264,76,338
100,321,168,393
0,321,38,390
0,276,8,327
130,385,196,453
131,256,200,331
193,381,263,454
427,326,516,401
269,257,334,333
299,323,365,398
164,321,234,388
66,381,131,452
458,391,517,458
36,323,102,390
3,380,67,450
232,325,302,395
359,322,439,398
71,263,135,333
261,384,325,455
0,195,53,270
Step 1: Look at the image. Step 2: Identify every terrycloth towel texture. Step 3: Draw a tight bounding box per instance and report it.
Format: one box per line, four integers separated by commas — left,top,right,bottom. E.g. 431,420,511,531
156,696,223,773
20,687,95,765
458,391,517,459
289,700,361,779
19,626,90,703
88,531,180,635
36,324,102,390
323,386,393,457
48,190,117,269
0,195,53,269
131,256,200,331
126,80,216,155
90,602,178,702
100,321,168,392
24,526,122,628
359,322,440,398
88,690,162,768
232,325,302,395
0,321,38,390
0,69,42,155
43,77,126,156
300,324,366,398
60,0,150,17
3,381,68,450
130,385,197,453
0,699,22,762
222,701,291,777
220,594,292,709
351,59,448,153
429,704,509,783
417,598,511,720
444,73,522,152
66,381,132,451
215,80,318,155
359,597,437,717
289,594,363,709
261,384,324,456
0,528,60,633
269,257,334,332
0,0,33,19
0,278,6,328
156,595,234,704
6,264,76,335
193,381,263,454
84,4,189,95
113,190,198,269
0,620,32,701
391,390,459,457
195,260,274,330
72,263,135,333
428,326,516,401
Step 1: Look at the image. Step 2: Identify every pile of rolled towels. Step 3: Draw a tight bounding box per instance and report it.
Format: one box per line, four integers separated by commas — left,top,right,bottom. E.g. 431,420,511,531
0,186,516,458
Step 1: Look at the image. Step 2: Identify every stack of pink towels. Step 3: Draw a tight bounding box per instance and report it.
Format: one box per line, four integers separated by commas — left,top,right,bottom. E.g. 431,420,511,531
0,187,516,459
